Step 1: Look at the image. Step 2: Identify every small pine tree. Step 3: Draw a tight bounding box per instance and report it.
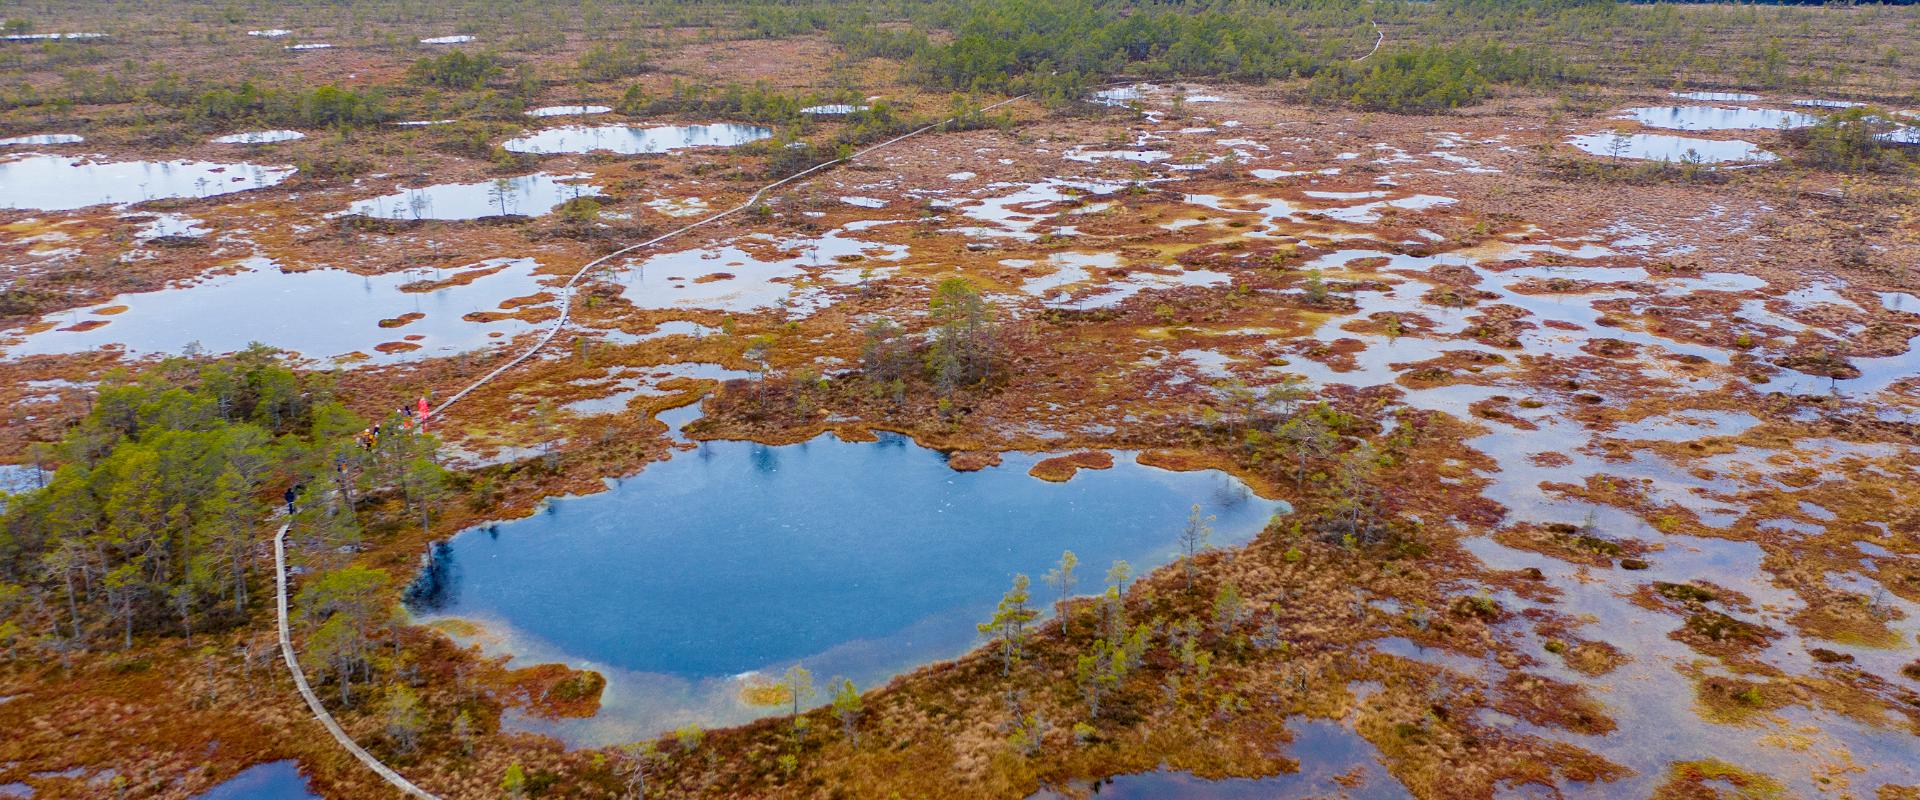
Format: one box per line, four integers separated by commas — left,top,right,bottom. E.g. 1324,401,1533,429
1178,505,1215,589
831,679,863,746
979,575,1039,675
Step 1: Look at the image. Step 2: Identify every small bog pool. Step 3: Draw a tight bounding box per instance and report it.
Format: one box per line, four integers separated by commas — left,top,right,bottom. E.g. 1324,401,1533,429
338,172,602,220
1618,105,1817,131
1566,132,1775,163
411,432,1282,743
502,123,772,155
194,761,319,800
0,155,294,211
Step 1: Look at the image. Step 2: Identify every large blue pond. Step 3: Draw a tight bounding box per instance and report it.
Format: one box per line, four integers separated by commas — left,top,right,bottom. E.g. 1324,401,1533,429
411,432,1282,744
194,761,320,800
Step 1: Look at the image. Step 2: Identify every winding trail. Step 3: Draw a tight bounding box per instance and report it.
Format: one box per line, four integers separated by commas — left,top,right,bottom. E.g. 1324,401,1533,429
275,93,1036,799
1357,19,1385,63
274,521,438,799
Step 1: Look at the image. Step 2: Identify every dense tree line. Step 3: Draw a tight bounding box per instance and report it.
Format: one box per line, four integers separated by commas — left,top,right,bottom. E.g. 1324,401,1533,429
1307,42,1574,112
0,347,448,661
177,81,388,129
904,0,1321,91
2,0,1910,124
620,79,824,124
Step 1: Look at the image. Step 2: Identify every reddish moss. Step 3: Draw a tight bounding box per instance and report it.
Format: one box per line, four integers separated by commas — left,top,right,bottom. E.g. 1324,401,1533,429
947,450,1002,471
499,663,606,720
1028,450,1114,481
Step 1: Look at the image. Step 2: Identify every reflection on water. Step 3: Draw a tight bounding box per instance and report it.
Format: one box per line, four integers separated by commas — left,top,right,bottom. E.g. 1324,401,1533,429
412,433,1283,744
1669,91,1760,102
210,130,305,144
1566,132,1774,163
1618,105,1817,131
192,761,318,800
1028,718,1407,800
0,155,294,211
4,257,550,363
0,134,82,146
527,105,612,117
615,227,907,315
339,173,602,220
503,123,772,155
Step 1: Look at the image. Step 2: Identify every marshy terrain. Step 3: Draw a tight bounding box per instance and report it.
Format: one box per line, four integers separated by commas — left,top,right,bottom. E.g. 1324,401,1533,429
0,1,1917,798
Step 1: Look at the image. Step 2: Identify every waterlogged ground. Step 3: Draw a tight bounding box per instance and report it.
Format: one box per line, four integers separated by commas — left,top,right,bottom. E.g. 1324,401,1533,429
0,75,1916,798
589,85,1912,797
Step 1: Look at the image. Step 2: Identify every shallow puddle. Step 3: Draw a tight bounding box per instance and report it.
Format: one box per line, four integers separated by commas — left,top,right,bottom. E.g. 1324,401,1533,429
1029,718,1406,800
1566,132,1774,163
1618,105,1817,131
947,178,1132,241
644,196,709,217
502,123,771,155
211,130,305,144
1045,267,1231,311
561,362,747,416
339,172,602,220
1064,147,1171,163
132,212,209,239
1606,410,1760,441
0,155,294,211
1012,251,1121,298
1670,91,1761,102
0,134,82,146
0,32,104,41
192,761,318,800
411,434,1282,743
615,227,906,315
527,105,611,117
5,257,550,364
1874,128,1920,145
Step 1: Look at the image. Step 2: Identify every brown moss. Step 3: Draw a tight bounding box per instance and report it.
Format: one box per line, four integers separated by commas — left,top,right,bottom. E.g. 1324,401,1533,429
1676,611,1779,656
1560,640,1632,677
1495,673,1617,735
947,450,1003,471
1028,450,1114,482
1652,758,1787,800
1691,674,1793,724
498,663,606,720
